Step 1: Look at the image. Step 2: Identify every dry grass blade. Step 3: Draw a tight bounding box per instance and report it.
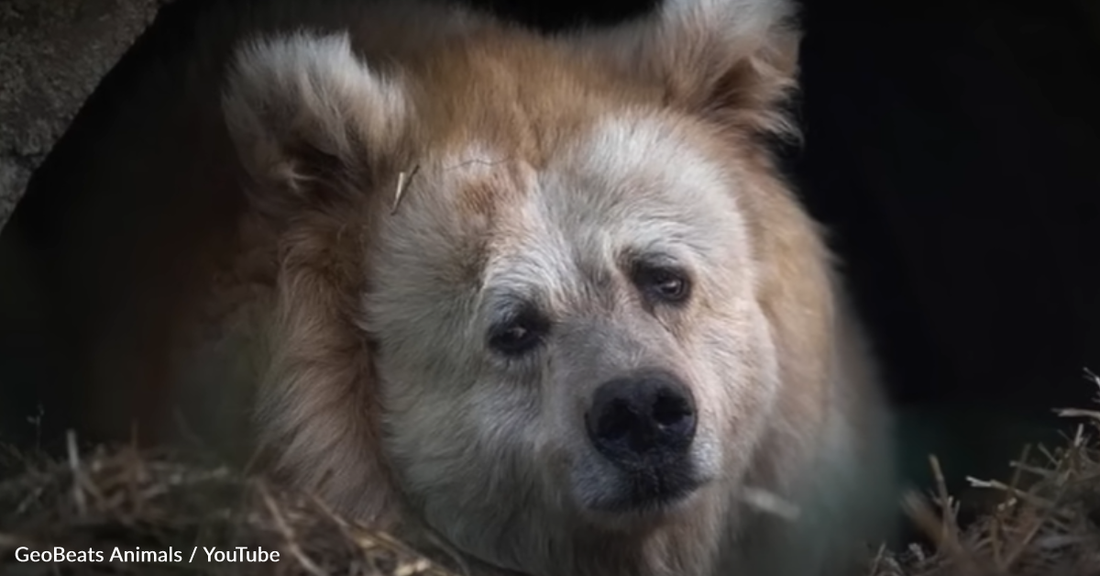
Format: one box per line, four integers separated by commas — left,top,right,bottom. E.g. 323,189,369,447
257,482,327,576
391,164,421,214
66,429,88,517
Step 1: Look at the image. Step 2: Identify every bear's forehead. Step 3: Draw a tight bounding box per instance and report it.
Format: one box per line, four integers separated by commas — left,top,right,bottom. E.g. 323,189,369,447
377,112,743,295
421,112,738,230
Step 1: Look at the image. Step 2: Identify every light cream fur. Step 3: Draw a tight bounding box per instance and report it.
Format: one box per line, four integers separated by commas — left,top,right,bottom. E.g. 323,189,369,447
37,0,898,574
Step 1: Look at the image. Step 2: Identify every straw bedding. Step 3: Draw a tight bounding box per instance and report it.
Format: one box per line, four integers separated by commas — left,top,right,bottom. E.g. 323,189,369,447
4,373,1100,576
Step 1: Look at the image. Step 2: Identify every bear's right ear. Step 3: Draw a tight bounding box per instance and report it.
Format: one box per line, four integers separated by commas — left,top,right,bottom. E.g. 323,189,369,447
222,31,410,221
221,32,410,523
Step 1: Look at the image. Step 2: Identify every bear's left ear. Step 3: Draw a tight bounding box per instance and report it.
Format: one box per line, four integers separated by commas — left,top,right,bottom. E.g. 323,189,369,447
222,31,411,222
573,0,801,139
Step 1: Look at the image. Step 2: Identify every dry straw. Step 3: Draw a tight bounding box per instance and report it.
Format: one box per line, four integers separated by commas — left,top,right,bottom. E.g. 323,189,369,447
869,369,1100,576
0,441,461,576
3,372,1100,575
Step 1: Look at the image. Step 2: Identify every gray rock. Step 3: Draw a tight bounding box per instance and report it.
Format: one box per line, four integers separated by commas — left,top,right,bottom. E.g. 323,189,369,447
0,0,164,228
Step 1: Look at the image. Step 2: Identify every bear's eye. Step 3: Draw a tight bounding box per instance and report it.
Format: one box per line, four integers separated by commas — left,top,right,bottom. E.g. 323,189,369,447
633,264,692,305
488,307,549,357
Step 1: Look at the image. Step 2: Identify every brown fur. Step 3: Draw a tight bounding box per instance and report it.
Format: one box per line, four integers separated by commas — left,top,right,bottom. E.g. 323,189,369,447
3,0,898,574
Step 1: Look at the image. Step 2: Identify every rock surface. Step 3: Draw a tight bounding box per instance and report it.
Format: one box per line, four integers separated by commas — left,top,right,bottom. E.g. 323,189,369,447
0,0,163,228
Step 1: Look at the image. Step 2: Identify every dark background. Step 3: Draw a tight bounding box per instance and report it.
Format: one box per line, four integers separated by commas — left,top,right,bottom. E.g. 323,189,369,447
787,0,1100,498
2,0,1099,514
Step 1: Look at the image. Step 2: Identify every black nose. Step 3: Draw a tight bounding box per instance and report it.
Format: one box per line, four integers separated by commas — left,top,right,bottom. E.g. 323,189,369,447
585,370,697,469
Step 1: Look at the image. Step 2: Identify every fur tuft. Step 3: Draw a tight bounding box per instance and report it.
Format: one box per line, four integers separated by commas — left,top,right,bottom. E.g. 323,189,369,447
573,0,802,139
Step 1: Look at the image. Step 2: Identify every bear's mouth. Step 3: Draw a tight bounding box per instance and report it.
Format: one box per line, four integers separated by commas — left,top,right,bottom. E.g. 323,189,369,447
587,460,704,515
